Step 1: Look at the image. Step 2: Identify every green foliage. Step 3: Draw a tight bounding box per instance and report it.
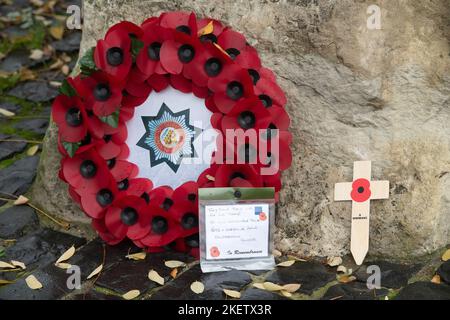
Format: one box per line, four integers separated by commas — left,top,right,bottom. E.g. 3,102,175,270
131,38,144,59
0,73,21,93
59,79,77,97
99,109,120,128
62,141,81,158
79,47,97,76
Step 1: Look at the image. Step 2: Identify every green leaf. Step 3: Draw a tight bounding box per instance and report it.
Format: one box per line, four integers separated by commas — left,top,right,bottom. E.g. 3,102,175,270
0,246,4,258
131,38,144,58
62,141,81,158
59,79,77,97
79,47,97,76
99,109,120,128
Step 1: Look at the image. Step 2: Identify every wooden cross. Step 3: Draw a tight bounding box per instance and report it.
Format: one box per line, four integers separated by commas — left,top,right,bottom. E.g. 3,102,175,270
334,161,389,265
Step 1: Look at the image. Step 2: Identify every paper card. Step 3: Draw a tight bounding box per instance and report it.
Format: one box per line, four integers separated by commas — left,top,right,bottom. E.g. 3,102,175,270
204,203,270,260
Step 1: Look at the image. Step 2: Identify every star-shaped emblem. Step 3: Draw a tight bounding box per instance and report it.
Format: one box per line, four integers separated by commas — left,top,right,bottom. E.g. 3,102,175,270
136,103,200,173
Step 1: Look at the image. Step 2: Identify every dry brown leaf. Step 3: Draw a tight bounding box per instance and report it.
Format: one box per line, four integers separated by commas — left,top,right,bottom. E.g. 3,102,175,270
272,249,282,257
87,264,103,279
223,289,241,299
431,275,441,284
55,245,75,264
263,282,284,292
442,249,450,262
0,261,15,269
29,49,44,61
122,289,140,300
30,0,44,6
49,25,64,40
0,279,14,285
190,281,204,294
338,275,356,284
61,64,70,75
126,252,146,260
50,59,64,70
287,255,307,262
170,268,178,279
253,283,265,290
277,260,296,267
282,283,301,293
19,68,37,81
148,269,164,286
164,260,186,268
25,275,42,290
10,260,26,270
280,290,292,297
27,145,39,156
13,195,29,206
0,108,15,117
55,263,72,269
327,256,343,267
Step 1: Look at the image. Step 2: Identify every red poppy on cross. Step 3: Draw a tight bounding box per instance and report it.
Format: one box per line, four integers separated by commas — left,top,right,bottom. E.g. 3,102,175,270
334,161,390,265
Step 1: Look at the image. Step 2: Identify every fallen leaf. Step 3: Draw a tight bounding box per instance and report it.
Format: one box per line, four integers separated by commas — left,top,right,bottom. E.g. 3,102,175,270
25,275,42,290
384,296,389,300
336,265,347,274
280,290,292,297
19,68,36,81
253,283,265,290
55,263,72,269
327,256,342,267
61,64,70,75
55,245,75,264
190,281,204,294
27,145,39,156
198,21,214,36
49,24,64,40
29,49,44,61
272,249,282,257
50,59,64,70
49,81,62,87
282,283,301,293
164,260,186,268
287,255,307,262
0,108,15,117
87,264,103,279
0,279,14,285
0,261,15,269
431,275,441,284
125,252,146,261
13,195,29,206
122,289,140,300
10,260,26,270
148,269,164,285
277,260,295,267
223,289,241,299
338,275,356,284
263,282,284,292
170,268,178,279
442,249,450,262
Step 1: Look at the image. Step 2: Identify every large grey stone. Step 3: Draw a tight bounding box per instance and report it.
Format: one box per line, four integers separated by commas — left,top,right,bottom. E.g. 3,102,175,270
31,0,450,262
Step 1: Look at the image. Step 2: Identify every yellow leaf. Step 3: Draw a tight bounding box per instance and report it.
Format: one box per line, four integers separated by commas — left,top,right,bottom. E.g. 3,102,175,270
263,282,284,292
442,249,450,261
55,245,75,264
25,275,42,290
170,268,178,279
253,283,265,290
338,275,356,284
122,289,140,300
0,108,15,117
282,283,301,293
223,289,241,299
190,281,204,294
13,195,29,206
280,290,292,297
0,261,15,269
198,21,214,36
19,68,36,81
87,264,103,279
10,260,26,270
125,252,146,261
0,279,14,285
327,256,342,267
277,260,295,267
61,64,70,75
27,145,39,156
336,265,347,274
287,255,307,262
55,263,72,269
49,25,64,40
431,275,441,284
164,260,186,268
148,269,164,285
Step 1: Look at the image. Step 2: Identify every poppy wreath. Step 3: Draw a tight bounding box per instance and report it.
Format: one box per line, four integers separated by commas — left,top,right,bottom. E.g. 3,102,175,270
52,11,292,258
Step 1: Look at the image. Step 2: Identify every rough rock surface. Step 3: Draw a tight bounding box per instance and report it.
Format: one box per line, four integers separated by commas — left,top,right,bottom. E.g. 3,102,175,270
32,0,450,261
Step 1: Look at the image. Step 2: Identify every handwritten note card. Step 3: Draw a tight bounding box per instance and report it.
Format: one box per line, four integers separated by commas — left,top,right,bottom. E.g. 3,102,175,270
204,203,270,260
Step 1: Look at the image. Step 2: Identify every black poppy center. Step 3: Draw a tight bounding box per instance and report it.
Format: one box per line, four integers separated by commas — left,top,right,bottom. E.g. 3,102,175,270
106,47,124,66
152,216,168,234
199,33,217,43
65,107,82,127
204,58,222,77
147,42,161,61
162,198,174,211
181,213,198,230
121,207,138,226
106,158,116,169
226,81,244,100
141,192,150,204
358,187,365,193
259,94,273,108
178,44,195,63
93,83,111,101
96,189,114,207
264,123,278,140
226,48,240,60
80,160,97,178
241,143,256,163
230,172,246,180
117,179,129,191
248,69,260,85
176,25,191,35
237,111,256,129
185,234,199,248
187,193,196,202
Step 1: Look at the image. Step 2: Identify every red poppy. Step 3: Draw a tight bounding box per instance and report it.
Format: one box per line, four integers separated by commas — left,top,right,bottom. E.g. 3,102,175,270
105,21,143,40
197,18,225,43
57,134,97,158
169,200,198,238
147,74,170,92
148,186,173,209
139,204,181,247
125,67,152,98
104,195,151,241
92,218,123,245
94,26,132,82
196,166,218,188
217,29,247,60
108,159,138,182
79,174,119,219
159,11,198,36
172,181,198,204
52,95,89,143
255,78,287,108
214,164,263,187
351,178,371,202
221,96,271,132
210,246,220,258
96,122,127,160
